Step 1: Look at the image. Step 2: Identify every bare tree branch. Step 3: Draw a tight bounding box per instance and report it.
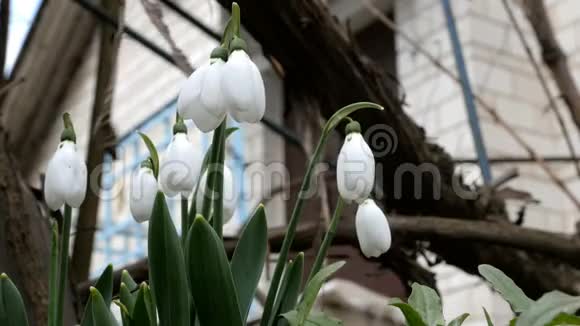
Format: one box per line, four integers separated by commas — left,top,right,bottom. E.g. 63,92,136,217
522,0,580,133
140,0,194,75
502,0,580,176
363,0,580,212
71,0,123,283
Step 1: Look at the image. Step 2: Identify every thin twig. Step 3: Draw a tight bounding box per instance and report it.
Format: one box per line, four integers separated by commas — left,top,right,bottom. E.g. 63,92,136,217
140,0,194,75
363,0,580,211
501,0,580,176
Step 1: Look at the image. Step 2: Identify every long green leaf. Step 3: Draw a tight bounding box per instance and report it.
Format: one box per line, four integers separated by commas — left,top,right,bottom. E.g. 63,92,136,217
187,216,244,326
281,310,342,326
546,313,580,325
516,291,580,326
138,132,159,178
131,283,156,326
296,261,345,325
94,264,114,307
114,300,131,326
231,204,268,321
408,283,444,326
275,253,305,326
148,192,190,326
262,102,383,326
119,283,136,315
48,222,59,326
80,287,118,326
389,299,426,326
483,308,494,326
0,274,29,326
478,264,533,313
121,270,138,293
447,313,469,326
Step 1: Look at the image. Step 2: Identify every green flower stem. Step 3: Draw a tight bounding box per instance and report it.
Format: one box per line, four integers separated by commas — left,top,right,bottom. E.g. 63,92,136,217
48,222,59,326
261,102,383,326
232,2,241,37
56,204,72,326
212,124,226,240
181,196,189,246
201,121,226,229
306,197,345,283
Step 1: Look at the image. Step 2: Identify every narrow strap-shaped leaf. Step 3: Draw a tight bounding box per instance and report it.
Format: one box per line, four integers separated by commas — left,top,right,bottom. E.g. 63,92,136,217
119,283,136,315
274,253,304,326
389,299,426,326
546,313,580,325
447,313,469,326
121,270,138,294
94,264,114,307
0,274,29,326
188,216,244,326
516,291,580,326
231,204,268,321
148,192,190,326
478,264,533,313
483,308,494,326
408,283,444,326
131,283,156,326
81,287,118,326
296,261,345,325
138,132,159,178
115,300,131,326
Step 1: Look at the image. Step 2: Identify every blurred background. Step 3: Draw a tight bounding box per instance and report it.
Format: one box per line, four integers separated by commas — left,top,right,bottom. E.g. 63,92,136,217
2,0,580,325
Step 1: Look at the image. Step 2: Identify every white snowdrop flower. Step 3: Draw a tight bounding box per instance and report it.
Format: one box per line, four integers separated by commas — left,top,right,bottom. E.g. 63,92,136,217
336,120,375,203
177,47,229,133
355,199,391,258
44,114,87,210
129,163,158,223
159,124,202,198
44,141,88,210
221,37,265,124
195,165,237,223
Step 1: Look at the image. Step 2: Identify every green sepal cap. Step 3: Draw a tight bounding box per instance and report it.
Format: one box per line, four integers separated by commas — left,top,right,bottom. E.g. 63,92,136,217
229,36,247,54
173,114,188,135
345,119,361,134
211,46,228,62
60,112,77,143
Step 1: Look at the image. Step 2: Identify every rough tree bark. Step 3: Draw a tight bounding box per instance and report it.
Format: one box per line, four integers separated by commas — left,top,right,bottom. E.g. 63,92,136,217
522,0,580,133
0,129,77,326
217,0,580,297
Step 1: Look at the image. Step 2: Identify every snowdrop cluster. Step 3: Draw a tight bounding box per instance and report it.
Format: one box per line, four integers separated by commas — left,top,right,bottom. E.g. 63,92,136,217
44,113,87,210
336,120,391,258
177,37,265,132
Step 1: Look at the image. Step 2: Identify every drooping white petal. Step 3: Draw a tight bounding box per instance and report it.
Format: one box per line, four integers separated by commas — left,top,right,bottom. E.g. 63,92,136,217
221,50,266,123
44,141,87,210
178,63,225,132
159,133,202,198
336,132,375,202
130,167,158,223
355,199,391,258
195,165,237,223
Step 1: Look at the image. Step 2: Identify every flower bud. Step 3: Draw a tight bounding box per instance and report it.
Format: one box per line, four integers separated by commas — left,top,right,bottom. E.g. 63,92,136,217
221,46,265,124
159,132,202,198
44,140,87,210
129,163,158,223
336,123,375,202
195,165,237,223
177,49,228,132
355,199,391,258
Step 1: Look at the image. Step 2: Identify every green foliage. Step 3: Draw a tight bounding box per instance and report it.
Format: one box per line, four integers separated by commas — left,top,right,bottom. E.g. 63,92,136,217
478,264,534,313
546,313,580,325
274,253,304,326
231,204,268,321
516,291,580,326
148,192,190,326
94,264,114,307
408,283,444,326
281,310,343,326
80,287,117,326
187,216,244,326
138,132,159,178
0,274,29,326
447,314,469,326
390,299,427,326
483,308,494,326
